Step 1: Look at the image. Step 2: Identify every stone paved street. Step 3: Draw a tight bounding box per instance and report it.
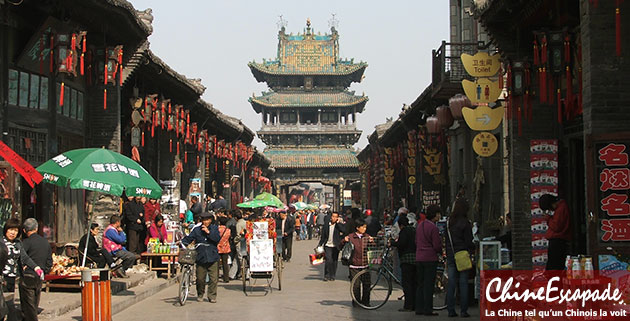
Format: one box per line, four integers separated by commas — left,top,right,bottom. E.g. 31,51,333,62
108,239,479,321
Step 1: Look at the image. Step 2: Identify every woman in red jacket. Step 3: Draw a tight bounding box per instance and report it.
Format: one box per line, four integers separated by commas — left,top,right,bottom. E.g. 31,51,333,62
539,194,571,270
144,198,161,228
145,215,167,245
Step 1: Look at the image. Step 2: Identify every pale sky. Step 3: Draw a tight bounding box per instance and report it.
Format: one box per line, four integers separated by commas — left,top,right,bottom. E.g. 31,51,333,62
129,0,449,150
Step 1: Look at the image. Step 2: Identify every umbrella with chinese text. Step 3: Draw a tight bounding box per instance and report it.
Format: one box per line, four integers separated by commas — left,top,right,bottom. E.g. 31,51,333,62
36,148,162,198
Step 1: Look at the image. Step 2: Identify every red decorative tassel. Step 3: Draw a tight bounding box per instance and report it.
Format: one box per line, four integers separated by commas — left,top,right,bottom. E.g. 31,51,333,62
103,89,107,110
141,131,145,147
533,39,540,66
71,34,76,51
168,102,171,114
548,74,555,105
616,2,622,57
177,141,180,155
169,139,173,152
197,155,200,167
184,152,188,164
566,66,573,119
186,124,190,143
540,67,547,103
527,90,533,122
104,60,108,85
59,82,65,106
80,53,85,75
49,35,54,73
119,64,123,87
151,120,155,137
517,105,522,137
557,89,562,124
161,103,165,129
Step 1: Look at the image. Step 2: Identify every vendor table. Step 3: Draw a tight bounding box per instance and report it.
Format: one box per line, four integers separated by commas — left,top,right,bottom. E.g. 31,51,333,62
140,252,178,279
43,274,98,292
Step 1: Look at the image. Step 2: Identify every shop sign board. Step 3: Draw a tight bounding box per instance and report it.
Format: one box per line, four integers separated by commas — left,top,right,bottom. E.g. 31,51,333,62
472,132,498,157
462,105,504,131
596,142,630,242
461,78,502,104
460,52,501,77
530,139,558,270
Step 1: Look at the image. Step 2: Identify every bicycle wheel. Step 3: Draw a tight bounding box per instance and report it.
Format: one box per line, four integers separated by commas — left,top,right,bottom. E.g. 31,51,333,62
433,264,448,310
277,253,282,291
241,256,248,293
350,267,392,310
178,265,191,306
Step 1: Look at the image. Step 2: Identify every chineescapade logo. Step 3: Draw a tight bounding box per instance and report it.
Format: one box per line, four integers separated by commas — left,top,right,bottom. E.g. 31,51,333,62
481,270,630,321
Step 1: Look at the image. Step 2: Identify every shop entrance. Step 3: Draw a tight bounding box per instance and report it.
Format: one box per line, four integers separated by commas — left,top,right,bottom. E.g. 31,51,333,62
567,138,587,255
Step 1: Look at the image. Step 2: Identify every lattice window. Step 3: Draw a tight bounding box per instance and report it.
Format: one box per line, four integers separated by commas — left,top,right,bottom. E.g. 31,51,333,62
7,128,47,163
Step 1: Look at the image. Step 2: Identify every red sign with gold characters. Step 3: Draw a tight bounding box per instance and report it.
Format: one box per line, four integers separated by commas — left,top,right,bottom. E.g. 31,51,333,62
597,142,630,242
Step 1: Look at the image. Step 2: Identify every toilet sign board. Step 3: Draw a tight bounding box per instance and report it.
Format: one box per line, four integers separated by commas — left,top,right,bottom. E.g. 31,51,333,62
461,52,501,77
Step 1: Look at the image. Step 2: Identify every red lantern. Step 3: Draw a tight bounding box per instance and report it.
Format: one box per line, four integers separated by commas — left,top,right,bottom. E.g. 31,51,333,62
425,116,440,135
436,105,454,128
448,94,470,120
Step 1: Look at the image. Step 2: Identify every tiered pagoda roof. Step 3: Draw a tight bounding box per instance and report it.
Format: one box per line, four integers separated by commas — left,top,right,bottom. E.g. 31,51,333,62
264,148,359,169
249,90,368,112
248,22,367,83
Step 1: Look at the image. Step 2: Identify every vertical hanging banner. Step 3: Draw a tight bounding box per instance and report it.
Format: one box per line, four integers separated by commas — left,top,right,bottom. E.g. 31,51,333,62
0,141,43,188
596,141,630,242
529,139,558,270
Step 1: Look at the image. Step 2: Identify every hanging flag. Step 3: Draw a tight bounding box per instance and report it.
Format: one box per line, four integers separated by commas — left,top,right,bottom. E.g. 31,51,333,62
0,141,43,188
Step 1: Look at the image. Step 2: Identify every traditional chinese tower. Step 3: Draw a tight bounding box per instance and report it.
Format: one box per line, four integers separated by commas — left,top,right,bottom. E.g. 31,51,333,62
248,19,368,209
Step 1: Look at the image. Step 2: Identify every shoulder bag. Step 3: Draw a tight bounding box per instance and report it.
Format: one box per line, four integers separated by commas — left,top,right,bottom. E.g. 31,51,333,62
447,221,472,271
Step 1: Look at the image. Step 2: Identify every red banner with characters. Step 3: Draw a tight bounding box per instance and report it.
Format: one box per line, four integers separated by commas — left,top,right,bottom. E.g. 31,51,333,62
597,142,630,242
0,141,43,188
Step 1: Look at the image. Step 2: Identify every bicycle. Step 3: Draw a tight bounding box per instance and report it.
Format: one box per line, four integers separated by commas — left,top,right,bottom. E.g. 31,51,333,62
177,243,197,306
350,237,448,310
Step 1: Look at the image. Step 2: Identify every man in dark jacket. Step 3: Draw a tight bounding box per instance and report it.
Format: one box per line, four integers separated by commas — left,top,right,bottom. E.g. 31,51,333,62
123,196,144,254
391,215,416,311
276,212,295,262
189,196,203,222
20,218,52,321
182,212,220,303
317,212,345,281
211,195,228,211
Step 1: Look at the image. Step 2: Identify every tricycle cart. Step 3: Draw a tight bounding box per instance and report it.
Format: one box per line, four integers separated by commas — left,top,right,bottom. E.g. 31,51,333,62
241,218,283,295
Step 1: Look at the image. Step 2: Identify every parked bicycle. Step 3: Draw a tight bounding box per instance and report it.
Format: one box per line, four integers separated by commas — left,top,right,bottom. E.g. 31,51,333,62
177,243,197,306
350,236,448,310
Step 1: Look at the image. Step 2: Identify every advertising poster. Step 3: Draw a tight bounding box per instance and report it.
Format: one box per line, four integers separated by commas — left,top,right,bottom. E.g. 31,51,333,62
249,239,273,272
530,139,558,269
595,142,630,243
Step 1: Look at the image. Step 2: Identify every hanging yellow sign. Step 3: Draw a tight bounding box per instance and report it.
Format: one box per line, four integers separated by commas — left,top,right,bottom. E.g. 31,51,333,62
462,78,502,104
462,105,504,131
472,132,498,157
461,52,501,77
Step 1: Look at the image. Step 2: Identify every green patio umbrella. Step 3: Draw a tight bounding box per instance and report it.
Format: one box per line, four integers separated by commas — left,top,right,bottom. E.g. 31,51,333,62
291,201,308,210
36,148,162,199
237,192,284,209
236,200,268,208
37,148,162,267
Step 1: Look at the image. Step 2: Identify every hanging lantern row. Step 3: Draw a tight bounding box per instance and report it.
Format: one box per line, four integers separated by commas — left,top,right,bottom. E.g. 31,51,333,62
44,31,87,107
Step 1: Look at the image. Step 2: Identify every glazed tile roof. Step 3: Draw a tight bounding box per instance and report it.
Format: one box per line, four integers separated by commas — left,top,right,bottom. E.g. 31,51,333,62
264,148,359,169
249,90,368,111
248,61,367,77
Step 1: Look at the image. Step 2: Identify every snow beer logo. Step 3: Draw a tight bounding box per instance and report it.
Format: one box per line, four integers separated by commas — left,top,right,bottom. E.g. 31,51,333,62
135,188,151,196
43,173,59,182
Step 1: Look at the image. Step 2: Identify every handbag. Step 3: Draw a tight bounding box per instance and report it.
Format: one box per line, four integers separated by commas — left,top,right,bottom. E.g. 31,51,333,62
447,221,473,272
340,241,354,266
